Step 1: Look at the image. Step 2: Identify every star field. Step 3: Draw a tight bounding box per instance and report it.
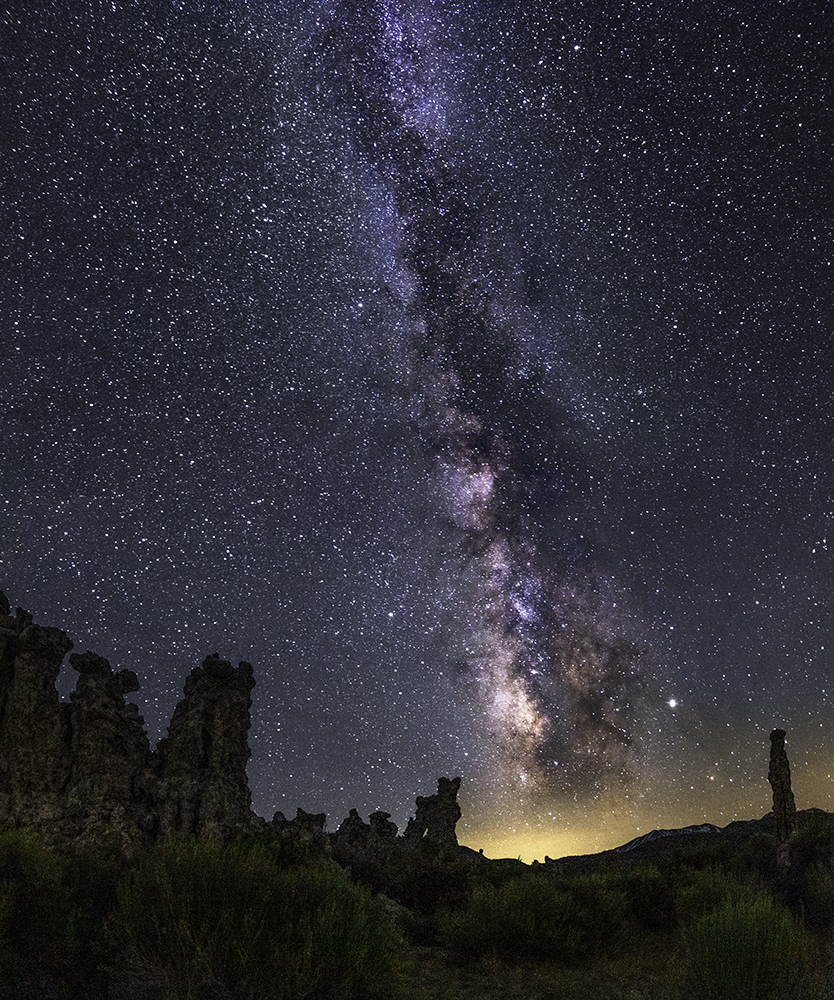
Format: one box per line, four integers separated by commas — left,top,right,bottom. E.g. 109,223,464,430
2,0,833,860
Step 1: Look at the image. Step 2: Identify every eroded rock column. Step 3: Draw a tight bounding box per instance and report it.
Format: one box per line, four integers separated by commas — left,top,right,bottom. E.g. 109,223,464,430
404,776,462,850
768,727,797,841
0,598,73,830
154,653,255,838
67,650,155,839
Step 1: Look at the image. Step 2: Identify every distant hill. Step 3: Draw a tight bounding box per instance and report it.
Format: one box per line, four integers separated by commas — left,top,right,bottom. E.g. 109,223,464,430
539,808,831,874
614,823,723,853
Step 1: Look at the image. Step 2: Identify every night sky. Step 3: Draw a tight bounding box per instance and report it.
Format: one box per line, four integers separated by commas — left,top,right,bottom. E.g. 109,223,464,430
2,1,832,861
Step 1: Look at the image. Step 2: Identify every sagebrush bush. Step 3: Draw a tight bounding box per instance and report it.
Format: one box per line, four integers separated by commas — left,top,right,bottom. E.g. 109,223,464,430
673,864,743,928
381,838,471,915
614,864,677,932
790,811,834,859
0,827,69,965
441,873,626,963
798,860,834,931
112,837,410,999
682,889,809,1000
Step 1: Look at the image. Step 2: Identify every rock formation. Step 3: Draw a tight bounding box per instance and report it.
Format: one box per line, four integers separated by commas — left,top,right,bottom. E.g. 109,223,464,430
404,776,462,850
0,591,468,859
369,809,398,843
331,807,400,852
272,807,328,846
0,603,74,832
330,781,461,860
333,808,372,850
0,594,257,844
67,650,155,840
155,653,255,838
768,727,797,841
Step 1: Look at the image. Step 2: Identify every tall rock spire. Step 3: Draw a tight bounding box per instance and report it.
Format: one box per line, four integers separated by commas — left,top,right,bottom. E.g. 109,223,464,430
154,653,255,838
768,728,797,841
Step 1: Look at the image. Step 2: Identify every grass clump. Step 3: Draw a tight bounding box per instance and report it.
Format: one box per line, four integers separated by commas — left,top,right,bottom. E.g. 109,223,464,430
672,864,744,927
682,889,809,1000
441,873,626,963
798,860,834,930
0,826,121,994
112,836,410,999
0,827,69,967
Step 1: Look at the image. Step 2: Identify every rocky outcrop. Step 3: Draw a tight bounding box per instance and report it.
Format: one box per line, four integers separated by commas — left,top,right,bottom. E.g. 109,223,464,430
0,594,258,844
369,809,398,843
334,808,372,850
331,778,461,858
404,776,462,850
155,654,255,838
67,650,155,839
272,807,328,846
768,728,797,841
331,807,399,855
0,605,74,831
0,591,468,858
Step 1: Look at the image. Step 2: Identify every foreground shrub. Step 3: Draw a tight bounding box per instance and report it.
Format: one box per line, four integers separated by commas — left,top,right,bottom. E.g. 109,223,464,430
682,890,808,1000
605,863,679,933
798,860,834,930
673,864,744,928
381,838,472,915
113,838,409,999
0,828,69,966
441,874,626,963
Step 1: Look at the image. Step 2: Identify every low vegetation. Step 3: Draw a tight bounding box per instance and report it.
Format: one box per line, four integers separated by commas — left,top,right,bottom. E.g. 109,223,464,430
682,890,809,1000
1,813,833,998
0,830,408,999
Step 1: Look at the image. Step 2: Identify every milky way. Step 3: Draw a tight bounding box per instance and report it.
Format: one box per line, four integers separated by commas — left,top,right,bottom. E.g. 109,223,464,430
2,0,833,859
313,0,646,802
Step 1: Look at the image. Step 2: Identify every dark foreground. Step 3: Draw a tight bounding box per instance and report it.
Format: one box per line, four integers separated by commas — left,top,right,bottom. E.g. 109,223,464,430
2,810,834,999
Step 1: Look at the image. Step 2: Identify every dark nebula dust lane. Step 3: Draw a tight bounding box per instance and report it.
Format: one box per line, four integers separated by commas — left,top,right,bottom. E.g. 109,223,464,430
2,0,833,859
312,0,647,802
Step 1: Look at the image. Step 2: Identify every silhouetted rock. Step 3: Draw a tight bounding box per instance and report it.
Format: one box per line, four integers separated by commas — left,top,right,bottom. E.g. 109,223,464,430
0,610,74,831
768,728,797,841
272,807,328,845
155,653,255,838
330,808,397,862
0,606,161,846
0,599,262,845
333,808,371,849
404,776,462,849
67,650,155,840
369,810,398,842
